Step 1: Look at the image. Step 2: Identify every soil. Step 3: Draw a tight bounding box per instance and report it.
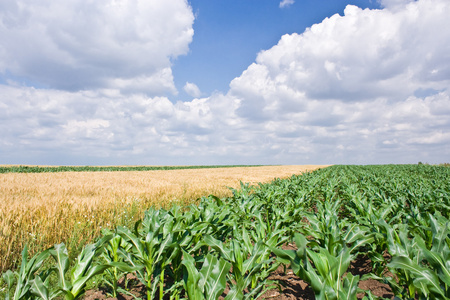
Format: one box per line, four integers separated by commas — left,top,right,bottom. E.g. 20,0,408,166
83,245,394,300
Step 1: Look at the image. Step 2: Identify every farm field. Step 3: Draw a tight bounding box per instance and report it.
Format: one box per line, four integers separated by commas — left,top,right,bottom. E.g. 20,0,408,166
2,164,450,299
0,165,325,274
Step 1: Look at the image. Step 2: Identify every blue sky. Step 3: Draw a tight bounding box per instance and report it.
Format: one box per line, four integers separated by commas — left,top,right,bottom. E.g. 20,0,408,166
173,0,382,100
0,0,449,165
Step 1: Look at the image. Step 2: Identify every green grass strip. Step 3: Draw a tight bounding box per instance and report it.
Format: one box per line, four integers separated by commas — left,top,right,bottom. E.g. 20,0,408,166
0,165,265,174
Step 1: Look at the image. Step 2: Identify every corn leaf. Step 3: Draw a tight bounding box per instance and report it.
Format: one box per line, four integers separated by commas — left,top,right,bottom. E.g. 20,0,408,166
201,254,231,300
388,255,444,297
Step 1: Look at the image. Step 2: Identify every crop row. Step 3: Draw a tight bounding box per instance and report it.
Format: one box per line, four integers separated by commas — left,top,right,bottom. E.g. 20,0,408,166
1,164,449,299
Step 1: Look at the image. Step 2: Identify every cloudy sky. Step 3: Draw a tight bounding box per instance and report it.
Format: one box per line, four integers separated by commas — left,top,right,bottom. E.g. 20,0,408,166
1,0,449,165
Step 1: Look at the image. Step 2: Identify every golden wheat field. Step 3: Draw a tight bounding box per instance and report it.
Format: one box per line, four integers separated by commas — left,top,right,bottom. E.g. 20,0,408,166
0,165,327,273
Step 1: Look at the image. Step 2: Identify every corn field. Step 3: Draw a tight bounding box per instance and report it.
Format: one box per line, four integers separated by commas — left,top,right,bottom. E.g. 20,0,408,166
1,164,449,299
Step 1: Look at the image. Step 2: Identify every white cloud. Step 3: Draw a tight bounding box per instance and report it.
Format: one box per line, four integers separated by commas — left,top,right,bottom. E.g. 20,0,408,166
233,0,450,105
228,0,450,162
183,82,202,98
0,0,194,95
279,0,295,8
1,0,449,165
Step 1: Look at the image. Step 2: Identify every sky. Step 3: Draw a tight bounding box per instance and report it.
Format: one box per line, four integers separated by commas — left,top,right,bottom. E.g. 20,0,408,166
0,0,449,165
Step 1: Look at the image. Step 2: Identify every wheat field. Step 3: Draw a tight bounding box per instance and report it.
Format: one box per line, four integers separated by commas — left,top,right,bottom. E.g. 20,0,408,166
0,165,327,272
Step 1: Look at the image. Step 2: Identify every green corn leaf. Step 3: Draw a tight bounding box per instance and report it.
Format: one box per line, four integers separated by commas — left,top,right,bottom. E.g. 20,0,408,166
2,270,16,300
201,254,231,300
210,195,225,207
242,241,266,274
181,249,204,300
14,245,52,300
308,249,330,279
345,224,375,254
429,214,449,253
293,233,308,258
388,255,444,297
203,235,233,262
27,247,52,276
49,243,70,291
271,247,295,266
224,286,244,300
198,254,217,291
154,232,174,265
276,233,310,282
71,264,111,299
241,227,253,254
413,277,432,298
117,248,146,284
117,226,146,261
342,223,359,243
316,284,337,300
243,258,273,290
190,221,210,233
70,244,97,282
59,237,112,299
165,242,182,266
369,251,385,265
162,216,174,238
18,244,28,278
107,261,140,273
413,275,449,298
265,228,290,249
304,259,324,293
418,241,450,286
232,239,244,275
340,273,359,300
30,275,50,300
348,234,375,254
335,248,351,280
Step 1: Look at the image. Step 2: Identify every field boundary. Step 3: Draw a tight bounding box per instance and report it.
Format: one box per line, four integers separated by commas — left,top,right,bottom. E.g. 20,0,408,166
0,164,266,173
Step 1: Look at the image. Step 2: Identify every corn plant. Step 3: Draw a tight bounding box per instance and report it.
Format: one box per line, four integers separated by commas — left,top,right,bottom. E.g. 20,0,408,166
116,224,176,300
273,233,361,300
181,250,231,300
100,232,136,298
48,235,135,300
245,211,291,250
183,196,233,245
203,234,278,299
423,214,450,292
303,199,374,258
386,215,450,299
2,245,51,300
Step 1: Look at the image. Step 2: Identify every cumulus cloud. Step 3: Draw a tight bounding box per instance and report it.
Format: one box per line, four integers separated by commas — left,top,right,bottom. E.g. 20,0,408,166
1,0,449,165
183,82,202,98
227,0,450,162
0,0,194,95
244,3,450,104
279,0,295,8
